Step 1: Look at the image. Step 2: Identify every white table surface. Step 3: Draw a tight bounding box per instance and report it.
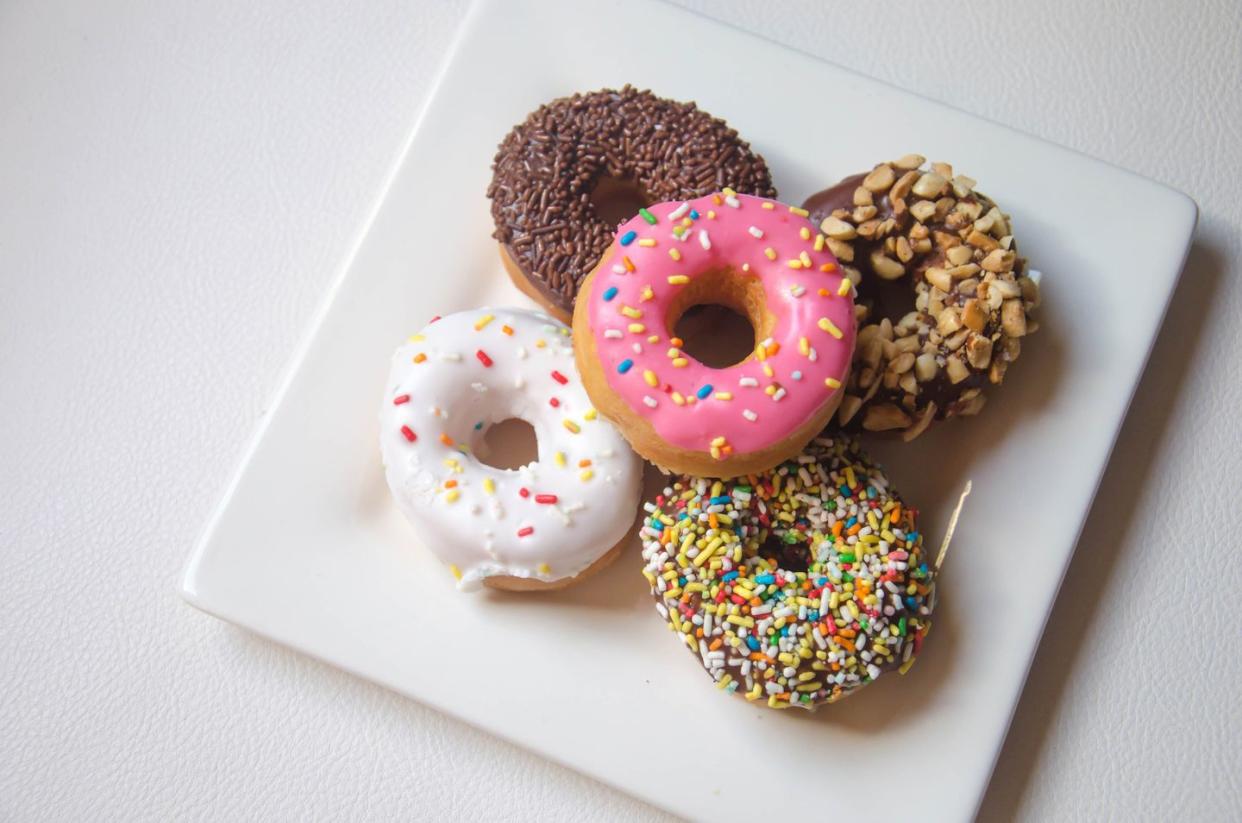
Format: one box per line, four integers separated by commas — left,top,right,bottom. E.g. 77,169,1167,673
2,1,1238,820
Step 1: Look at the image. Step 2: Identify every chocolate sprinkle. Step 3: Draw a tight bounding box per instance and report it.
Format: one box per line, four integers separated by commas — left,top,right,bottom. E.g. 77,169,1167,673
487,86,777,315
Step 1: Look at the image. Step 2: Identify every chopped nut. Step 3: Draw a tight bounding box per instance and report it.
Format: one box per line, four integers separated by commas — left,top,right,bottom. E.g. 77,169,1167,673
945,355,970,384
891,170,918,202
895,236,914,263
1003,336,1022,361
870,250,905,280
984,207,1008,236
914,353,939,381
961,298,987,332
933,196,956,220
894,153,926,170
862,403,912,431
853,186,873,207
930,161,954,179
1018,275,1040,306
891,351,916,374
951,175,977,198
933,230,960,249
852,205,878,223
882,370,900,390
980,249,1015,272
973,213,995,234
958,277,979,297
898,371,918,395
856,219,881,239
947,263,981,280
912,237,933,255
944,211,972,231
863,164,896,192
878,317,894,341
944,329,969,351
966,229,998,251
989,357,1009,384
902,402,937,441
894,334,921,353
837,394,863,425
955,200,985,221
989,278,1022,299
979,280,1005,311
909,200,937,223
1002,299,1027,337
912,172,947,198
966,335,993,369
826,237,854,262
924,267,953,292
821,216,857,240
936,306,962,335
946,245,975,266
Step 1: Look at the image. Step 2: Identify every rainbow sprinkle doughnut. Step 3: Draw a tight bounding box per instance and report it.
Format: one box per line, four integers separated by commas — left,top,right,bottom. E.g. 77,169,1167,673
640,436,935,709
573,192,856,478
380,307,642,591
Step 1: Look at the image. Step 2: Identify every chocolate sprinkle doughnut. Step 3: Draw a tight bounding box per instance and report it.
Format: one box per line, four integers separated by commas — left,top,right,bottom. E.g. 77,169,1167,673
803,156,1041,439
487,86,777,320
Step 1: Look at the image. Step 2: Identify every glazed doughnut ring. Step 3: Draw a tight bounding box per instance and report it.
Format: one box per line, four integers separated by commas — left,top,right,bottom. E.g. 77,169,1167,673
379,307,642,591
803,155,1042,439
640,436,936,710
488,86,777,323
573,192,856,478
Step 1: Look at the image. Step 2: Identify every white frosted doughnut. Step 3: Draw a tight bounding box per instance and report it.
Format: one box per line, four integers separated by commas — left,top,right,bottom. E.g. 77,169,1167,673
379,307,643,591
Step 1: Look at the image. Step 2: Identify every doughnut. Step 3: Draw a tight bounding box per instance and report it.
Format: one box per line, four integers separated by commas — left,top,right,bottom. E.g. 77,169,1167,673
379,307,642,591
640,436,935,710
488,86,777,323
803,155,1041,439
572,192,856,478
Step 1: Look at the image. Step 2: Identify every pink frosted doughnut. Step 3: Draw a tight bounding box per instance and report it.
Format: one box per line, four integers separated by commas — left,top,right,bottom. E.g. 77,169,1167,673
572,192,856,477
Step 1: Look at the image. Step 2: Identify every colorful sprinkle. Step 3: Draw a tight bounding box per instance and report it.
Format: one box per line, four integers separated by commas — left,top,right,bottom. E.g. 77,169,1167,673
393,394,410,405
620,230,637,246
639,208,657,225
818,317,844,339
476,349,493,367
603,286,618,302
400,425,416,442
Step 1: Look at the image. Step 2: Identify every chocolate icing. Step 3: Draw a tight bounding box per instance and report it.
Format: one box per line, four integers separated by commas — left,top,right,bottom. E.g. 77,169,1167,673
487,86,777,316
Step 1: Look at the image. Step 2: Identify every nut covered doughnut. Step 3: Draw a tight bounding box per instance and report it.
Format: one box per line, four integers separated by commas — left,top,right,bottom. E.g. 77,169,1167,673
640,436,936,710
803,155,1041,438
379,308,642,592
488,86,777,322
573,192,856,478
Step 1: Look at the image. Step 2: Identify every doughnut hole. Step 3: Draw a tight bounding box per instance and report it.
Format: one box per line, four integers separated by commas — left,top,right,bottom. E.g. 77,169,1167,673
477,418,539,471
757,532,811,573
667,268,774,369
590,176,649,227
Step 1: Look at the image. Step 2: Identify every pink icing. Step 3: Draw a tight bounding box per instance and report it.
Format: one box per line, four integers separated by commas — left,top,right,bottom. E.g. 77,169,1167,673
585,193,856,457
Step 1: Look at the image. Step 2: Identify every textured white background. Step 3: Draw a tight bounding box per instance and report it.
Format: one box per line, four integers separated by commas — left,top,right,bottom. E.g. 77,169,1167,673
2,0,1239,820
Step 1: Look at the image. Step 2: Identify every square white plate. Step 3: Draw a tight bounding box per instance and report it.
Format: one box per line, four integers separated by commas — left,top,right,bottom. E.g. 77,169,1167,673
181,1,1196,819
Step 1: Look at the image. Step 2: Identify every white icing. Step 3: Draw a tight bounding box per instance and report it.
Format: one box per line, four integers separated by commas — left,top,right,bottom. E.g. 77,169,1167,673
379,307,642,591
